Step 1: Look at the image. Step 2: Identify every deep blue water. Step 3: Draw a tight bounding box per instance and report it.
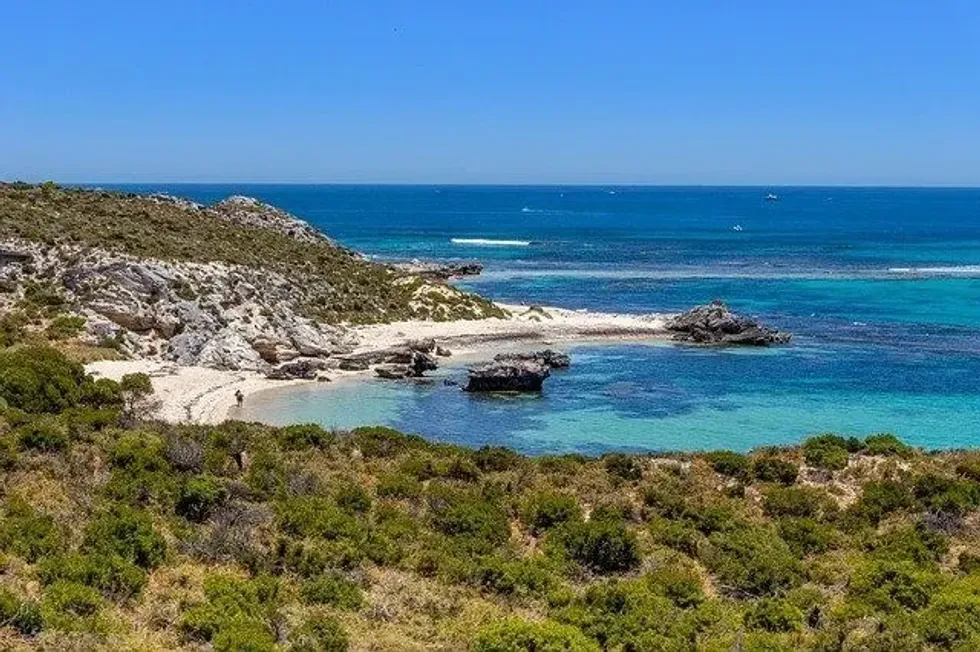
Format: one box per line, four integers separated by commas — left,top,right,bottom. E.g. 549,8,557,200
104,185,980,453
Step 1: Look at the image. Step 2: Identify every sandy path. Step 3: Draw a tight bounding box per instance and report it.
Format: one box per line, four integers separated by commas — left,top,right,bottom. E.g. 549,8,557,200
86,305,674,426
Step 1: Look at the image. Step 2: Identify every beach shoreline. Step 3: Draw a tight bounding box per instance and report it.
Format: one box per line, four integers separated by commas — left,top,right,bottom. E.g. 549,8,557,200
86,304,674,425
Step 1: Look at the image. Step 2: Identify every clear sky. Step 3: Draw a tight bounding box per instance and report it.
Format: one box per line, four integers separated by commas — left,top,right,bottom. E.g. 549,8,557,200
1,1,978,185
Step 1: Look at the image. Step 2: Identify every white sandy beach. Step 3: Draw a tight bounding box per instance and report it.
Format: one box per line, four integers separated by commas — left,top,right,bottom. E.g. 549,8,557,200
86,304,673,426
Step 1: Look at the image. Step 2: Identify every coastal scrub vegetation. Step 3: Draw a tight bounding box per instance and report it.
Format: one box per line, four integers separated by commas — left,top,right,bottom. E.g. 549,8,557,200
0,183,504,324
1,347,980,649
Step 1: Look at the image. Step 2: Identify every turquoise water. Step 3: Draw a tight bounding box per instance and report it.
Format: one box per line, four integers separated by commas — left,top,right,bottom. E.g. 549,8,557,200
106,185,980,453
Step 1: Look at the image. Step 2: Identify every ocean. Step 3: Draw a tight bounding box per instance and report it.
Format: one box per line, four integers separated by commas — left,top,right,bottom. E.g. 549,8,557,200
105,185,980,454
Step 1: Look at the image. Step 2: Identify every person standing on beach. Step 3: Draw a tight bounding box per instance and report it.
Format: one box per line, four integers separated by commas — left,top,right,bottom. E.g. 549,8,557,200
235,389,244,408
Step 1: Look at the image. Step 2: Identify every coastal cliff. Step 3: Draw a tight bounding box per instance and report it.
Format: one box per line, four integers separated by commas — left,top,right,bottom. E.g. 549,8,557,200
0,183,504,371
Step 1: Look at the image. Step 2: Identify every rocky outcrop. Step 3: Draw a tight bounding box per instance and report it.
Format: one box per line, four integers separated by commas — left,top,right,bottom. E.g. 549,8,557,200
266,358,323,380
393,260,483,280
340,340,440,379
494,349,570,369
464,360,551,392
211,196,336,246
665,301,791,346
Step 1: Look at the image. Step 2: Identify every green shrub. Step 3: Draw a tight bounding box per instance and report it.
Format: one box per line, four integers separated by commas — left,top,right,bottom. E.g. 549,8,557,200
521,492,582,534
646,565,705,608
277,497,362,541
703,526,801,597
476,555,556,597
38,552,148,599
82,505,167,569
244,447,286,498
375,471,422,499
648,517,702,556
45,314,86,340
300,573,363,610
551,520,640,574
603,453,642,481
180,574,279,642
473,618,599,652
864,433,912,458
428,486,510,552
705,450,751,480
916,576,980,648
803,435,854,470
0,497,63,561
107,431,177,505
16,415,69,452
351,426,423,458
744,598,805,632
870,523,948,565
0,345,89,414
0,588,43,636
177,474,227,522
913,473,980,517
849,560,941,612
292,614,349,652
777,518,838,556
42,580,101,617
847,480,914,526
474,445,522,472
335,481,372,514
763,485,836,520
444,455,481,482
278,423,334,450
751,456,799,485
213,619,277,652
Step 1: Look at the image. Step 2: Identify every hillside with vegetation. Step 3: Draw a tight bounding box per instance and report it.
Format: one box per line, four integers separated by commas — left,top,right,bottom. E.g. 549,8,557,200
0,183,504,369
0,345,979,650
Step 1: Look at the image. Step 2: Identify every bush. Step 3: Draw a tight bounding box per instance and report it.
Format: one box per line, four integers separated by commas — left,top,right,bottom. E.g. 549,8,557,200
751,456,799,485
277,497,361,541
428,487,510,552
0,345,90,414
474,445,522,472
177,474,227,522
803,435,854,471
703,526,801,597
864,433,912,458
646,565,705,608
744,598,805,632
521,492,582,534
45,314,86,340
916,576,980,648
847,480,914,526
180,574,279,642
762,485,836,520
16,416,69,452
0,497,63,561
777,518,837,556
0,588,43,636
849,560,940,612
38,552,148,599
213,619,276,652
42,580,101,617
913,473,980,517
603,453,642,481
82,505,167,569
476,555,556,597
335,481,372,514
473,618,600,652
350,426,423,458
300,573,363,610
278,423,334,450
705,451,751,480
292,614,349,652
375,471,422,499
871,523,948,565
107,431,177,505
551,520,640,574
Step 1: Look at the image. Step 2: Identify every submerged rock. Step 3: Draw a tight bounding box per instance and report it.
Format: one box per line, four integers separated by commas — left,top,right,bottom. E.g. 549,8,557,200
464,360,551,392
666,301,791,346
494,349,570,369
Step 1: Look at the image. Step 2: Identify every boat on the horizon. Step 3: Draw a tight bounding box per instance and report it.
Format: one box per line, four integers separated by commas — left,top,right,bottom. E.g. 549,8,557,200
765,193,779,201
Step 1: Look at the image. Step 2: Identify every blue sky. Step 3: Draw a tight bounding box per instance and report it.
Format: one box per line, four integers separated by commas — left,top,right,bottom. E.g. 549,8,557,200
1,1,978,185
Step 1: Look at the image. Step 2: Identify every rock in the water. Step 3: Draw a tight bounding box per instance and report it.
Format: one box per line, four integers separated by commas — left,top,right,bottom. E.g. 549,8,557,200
393,260,483,280
494,349,570,369
666,301,791,346
375,364,413,379
464,360,551,392
337,358,371,371
435,345,452,357
266,358,322,380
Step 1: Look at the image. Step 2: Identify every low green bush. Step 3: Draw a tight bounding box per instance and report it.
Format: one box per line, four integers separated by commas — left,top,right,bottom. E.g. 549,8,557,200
705,450,751,480
0,588,43,636
474,445,522,472
278,423,334,450
778,517,838,556
803,434,855,471
277,496,362,541
763,485,836,520
521,491,582,534
744,598,805,632
603,453,642,481
751,454,799,484
82,505,167,569
300,573,364,609
180,574,279,642
292,614,350,652
42,580,101,618
375,471,422,500
16,415,69,452
45,314,86,340
0,497,63,561
550,520,640,574
703,525,801,597
38,551,148,599
473,618,600,652
177,474,227,522
864,433,913,458
646,565,705,608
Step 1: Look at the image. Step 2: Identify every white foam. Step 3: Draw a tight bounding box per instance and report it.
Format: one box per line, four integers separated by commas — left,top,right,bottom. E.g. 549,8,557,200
451,238,531,247
888,266,980,275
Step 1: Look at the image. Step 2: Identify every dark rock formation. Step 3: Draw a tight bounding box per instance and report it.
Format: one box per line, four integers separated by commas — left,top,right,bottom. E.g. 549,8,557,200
464,360,551,392
266,358,322,380
494,349,570,369
393,260,483,280
666,301,791,346
375,364,413,379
